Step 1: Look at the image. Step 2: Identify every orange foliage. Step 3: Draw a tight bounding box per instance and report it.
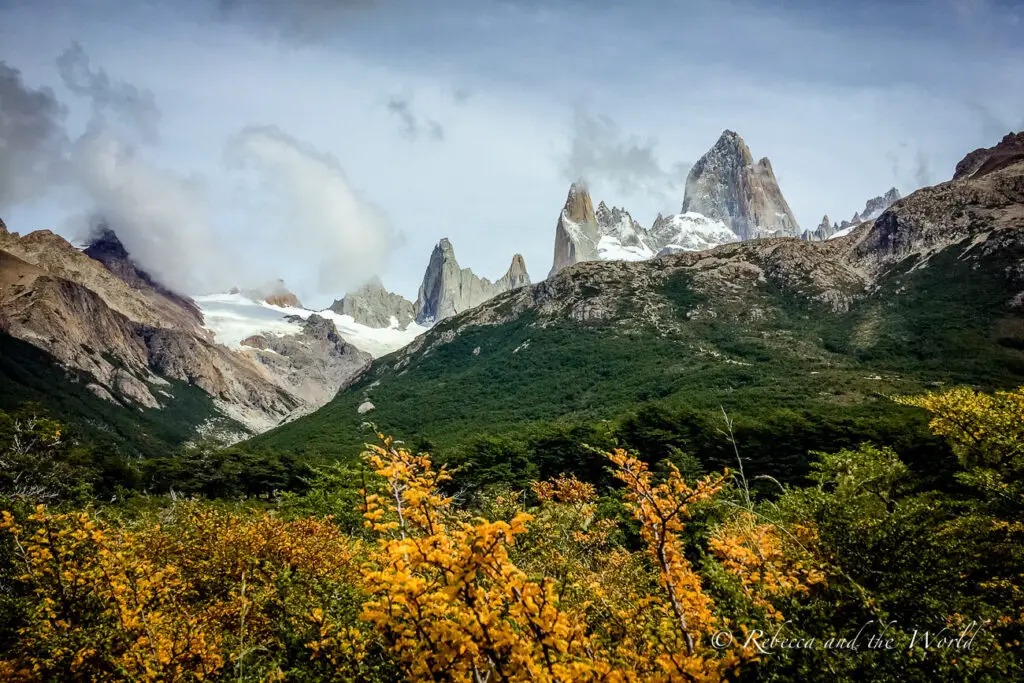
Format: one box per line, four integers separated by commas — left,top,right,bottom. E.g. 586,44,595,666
0,435,824,682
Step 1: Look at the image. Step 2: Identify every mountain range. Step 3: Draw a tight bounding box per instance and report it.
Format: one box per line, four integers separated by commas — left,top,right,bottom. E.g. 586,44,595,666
2,129,1021,457
252,130,1024,458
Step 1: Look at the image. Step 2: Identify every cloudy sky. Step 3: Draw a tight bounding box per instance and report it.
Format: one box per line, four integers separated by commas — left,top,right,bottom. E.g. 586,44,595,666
1,0,1022,306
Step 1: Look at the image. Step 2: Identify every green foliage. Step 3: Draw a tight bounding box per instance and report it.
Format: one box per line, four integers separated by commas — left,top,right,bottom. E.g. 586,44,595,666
0,333,235,459
0,404,139,505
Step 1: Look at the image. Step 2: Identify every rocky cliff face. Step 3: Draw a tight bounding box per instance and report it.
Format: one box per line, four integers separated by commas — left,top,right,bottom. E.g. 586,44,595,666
954,132,1024,180
496,253,531,290
237,314,371,409
330,276,415,329
0,226,367,437
680,130,800,239
83,225,205,328
549,183,601,276
414,238,531,324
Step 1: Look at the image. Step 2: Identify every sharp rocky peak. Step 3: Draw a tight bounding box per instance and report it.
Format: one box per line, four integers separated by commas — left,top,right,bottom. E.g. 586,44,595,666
680,129,799,240
415,238,531,325
562,181,597,225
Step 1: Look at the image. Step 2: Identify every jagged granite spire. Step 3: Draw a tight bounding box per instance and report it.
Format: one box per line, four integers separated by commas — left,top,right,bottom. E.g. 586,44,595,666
549,181,600,277
801,215,835,242
681,130,800,239
415,238,531,325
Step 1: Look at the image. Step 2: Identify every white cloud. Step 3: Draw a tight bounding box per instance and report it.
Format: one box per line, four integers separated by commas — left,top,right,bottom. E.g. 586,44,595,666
71,129,238,293
225,125,400,297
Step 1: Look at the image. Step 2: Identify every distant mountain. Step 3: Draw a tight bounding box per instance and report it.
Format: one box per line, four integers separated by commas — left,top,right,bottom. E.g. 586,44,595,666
681,130,800,239
801,188,903,242
415,238,530,325
242,279,302,308
330,276,415,330
648,212,740,254
252,135,1024,459
0,226,370,452
548,130,804,276
594,201,654,261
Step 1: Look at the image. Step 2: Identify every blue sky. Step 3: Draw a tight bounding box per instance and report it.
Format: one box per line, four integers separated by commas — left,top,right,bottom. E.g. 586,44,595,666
1,0,1022,305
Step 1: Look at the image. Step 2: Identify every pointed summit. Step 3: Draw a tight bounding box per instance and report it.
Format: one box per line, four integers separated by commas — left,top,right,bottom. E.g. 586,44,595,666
801,215,835,242
549,182,600,277
681,130,800,239
415,238,530,325
497,253,531,290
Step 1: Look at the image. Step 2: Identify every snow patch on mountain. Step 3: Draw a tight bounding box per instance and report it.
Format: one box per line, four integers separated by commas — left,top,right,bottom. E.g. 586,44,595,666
649,212,740,252
195,293,427,358
828,225,857,240
597,235,654,261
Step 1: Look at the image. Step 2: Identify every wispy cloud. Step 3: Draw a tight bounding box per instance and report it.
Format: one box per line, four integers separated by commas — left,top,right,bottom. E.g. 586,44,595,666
57,41,161,143
562,108,685,203
225,124,400,295
72,129,235,293
386,96,444,141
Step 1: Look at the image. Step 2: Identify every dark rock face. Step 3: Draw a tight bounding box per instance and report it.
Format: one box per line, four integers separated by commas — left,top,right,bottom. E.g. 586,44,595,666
680,130,800,240
0,217,7,234
330,276,415,329
84,224,204,328
415,238,530,324
249,314,372,408
954,132,1024,181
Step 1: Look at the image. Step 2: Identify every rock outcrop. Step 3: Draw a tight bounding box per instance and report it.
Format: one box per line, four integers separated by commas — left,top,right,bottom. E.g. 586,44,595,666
549,182,601,276
330,276,415,329
242,314,372,408
414,238,531,324
801,215,836,242
953,131,1024,180
84,225,205,328
680,130,800,239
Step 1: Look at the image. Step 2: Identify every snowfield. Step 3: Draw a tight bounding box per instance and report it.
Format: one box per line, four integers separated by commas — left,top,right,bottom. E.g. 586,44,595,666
651,212,740,252
194,293,428,358
597,235,654,261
